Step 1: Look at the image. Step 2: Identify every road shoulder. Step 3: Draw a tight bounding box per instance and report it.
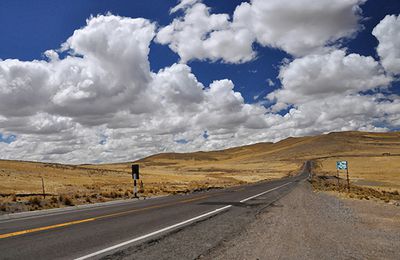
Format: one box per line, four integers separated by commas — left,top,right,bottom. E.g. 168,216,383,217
206,181,400,260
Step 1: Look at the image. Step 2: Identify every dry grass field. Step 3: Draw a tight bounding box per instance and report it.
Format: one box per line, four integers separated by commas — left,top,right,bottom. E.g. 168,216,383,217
0,131,399,213
314,157,400,190
311,132,400,190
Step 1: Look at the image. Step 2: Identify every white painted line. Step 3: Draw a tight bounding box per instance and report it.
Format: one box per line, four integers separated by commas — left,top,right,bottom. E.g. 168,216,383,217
74,205,232,260
0,196,155,223
239,182,292,203
75,181,292,260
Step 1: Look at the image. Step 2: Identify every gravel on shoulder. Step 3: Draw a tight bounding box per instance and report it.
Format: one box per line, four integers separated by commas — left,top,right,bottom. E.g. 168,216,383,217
206,181,400,260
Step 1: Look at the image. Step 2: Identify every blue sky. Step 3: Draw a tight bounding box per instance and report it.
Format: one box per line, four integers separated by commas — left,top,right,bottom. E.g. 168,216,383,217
0,0,283,103
0,0,399,163
2,0,397,102
0,133,16,144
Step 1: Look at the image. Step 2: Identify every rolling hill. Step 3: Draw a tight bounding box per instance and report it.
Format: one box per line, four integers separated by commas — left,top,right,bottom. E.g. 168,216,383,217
1,131,399,212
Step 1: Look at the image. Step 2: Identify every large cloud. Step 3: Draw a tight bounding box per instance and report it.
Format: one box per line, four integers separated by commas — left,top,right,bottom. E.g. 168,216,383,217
372,14,400,75
156,0,365,63
236,0,365,56
279,94,398,134
53,15,157,119
0,14,273,163
0,60,52,117
1,13,400,164
0,15,157,124
156,2,256,63
264,47,398,138
268,49,392,107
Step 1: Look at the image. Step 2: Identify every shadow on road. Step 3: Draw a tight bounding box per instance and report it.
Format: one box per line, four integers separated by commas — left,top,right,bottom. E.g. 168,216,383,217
199,201,264,207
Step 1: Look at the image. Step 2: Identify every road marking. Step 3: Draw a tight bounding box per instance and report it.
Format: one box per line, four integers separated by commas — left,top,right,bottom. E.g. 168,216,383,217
0,218,95,239
0,197,159,224
239,182,292,203
0,195,210,240
74,181,292,260
0,180,292,246
74,205,233,260
94,195,210,220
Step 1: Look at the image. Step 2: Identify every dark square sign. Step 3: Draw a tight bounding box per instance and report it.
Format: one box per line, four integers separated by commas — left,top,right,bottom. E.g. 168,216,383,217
132,164,139,179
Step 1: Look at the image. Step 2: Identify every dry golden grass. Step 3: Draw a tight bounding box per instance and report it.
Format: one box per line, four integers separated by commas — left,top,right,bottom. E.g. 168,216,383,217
0,160,132,195
310,176,400,204
314,156,400,190
1,130,399,213
310,131,400,191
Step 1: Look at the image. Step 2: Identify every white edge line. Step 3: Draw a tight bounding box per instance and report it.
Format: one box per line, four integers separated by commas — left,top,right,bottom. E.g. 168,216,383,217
74,205,232,260
75,181,293,260
239,182,292,203
0,199,143,223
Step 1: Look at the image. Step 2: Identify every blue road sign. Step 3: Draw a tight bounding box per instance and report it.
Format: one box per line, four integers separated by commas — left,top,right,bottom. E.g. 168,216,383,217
336,161,348,170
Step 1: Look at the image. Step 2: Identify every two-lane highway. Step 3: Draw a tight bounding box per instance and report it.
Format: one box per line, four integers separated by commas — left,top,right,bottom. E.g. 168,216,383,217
0,162,310,260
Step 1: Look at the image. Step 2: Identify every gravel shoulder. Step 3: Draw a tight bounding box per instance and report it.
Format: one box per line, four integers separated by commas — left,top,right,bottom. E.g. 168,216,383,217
206,181,400,260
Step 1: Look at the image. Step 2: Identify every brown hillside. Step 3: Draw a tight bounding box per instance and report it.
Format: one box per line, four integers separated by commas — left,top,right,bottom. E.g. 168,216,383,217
139,131,400,163
0,131,399,213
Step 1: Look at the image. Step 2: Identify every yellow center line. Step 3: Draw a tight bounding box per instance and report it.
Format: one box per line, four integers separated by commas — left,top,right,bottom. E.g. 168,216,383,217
0,194,210,240
0,218,95,239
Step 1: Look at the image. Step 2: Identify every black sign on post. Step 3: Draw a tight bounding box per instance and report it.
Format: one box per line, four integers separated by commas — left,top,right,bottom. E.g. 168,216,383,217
132,164,140,199
132,164,139,180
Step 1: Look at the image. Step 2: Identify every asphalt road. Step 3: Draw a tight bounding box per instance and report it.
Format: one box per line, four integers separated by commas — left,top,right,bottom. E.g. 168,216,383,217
0,162,310,260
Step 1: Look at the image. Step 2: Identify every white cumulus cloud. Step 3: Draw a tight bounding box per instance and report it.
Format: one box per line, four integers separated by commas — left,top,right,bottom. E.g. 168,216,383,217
157,0,366,63
268,49,392,107
236,0,366,56
156,2,256,63
373,14,400,75
0,14,272,163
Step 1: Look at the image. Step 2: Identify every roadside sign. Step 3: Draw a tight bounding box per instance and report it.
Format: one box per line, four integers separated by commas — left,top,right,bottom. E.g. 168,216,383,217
336,161,350,192
336,161,348,170
132,164,139,180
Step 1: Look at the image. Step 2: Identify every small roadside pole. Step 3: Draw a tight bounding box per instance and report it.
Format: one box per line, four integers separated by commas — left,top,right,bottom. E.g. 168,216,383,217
132,164,140,198
336,161,349,192
40,176,46,199
336,168,340,187
139,180,144,194
346,163,350,192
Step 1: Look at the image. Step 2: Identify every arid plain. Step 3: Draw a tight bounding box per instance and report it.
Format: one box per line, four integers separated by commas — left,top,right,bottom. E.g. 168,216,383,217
1,131,399,213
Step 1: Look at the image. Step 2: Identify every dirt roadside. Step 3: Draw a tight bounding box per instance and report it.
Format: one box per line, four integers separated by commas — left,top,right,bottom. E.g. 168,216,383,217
205,181,400,260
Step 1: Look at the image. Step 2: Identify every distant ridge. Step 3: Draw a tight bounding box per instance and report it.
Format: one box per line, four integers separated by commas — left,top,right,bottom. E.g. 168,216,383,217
137,131,400,165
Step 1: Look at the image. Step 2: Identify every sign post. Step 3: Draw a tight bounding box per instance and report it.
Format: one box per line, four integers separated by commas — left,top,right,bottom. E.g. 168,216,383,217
132,164,140,198
336,161,349,192
346,164,350,192
336,168,339,187
41,176,46,199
